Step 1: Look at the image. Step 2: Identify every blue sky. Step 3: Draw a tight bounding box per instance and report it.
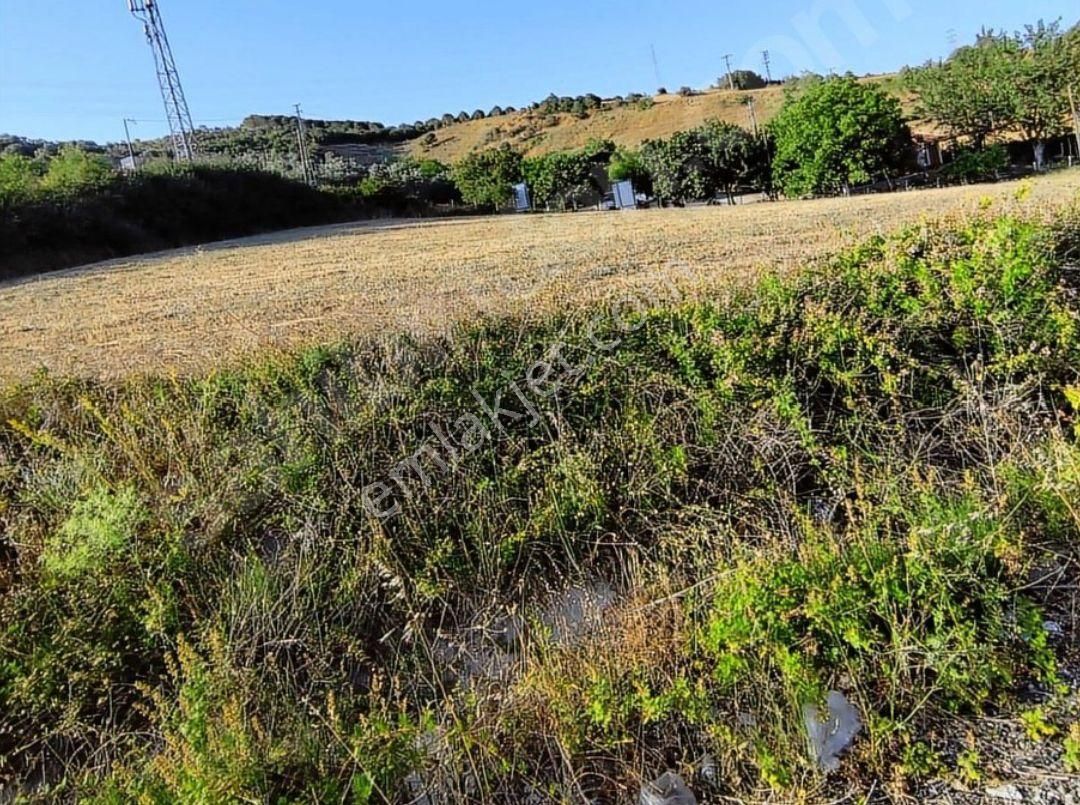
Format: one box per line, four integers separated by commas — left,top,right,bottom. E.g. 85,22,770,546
1,0,1076,144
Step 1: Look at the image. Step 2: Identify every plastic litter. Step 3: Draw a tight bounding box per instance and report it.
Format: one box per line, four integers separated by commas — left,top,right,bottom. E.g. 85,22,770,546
639,771,697,805
696,753,718,787
802,691,862,771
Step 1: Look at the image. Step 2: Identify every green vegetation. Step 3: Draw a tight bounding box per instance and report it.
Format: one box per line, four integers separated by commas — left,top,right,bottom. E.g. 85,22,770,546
641,119,771,203
450,143,524,209
523,149,598,211
2,201,1079,800
769,75,912,196
906,21,1080,165
0,151,463,279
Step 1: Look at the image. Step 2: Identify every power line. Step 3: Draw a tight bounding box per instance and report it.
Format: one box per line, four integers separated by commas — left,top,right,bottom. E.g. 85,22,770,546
762,50,772,83
127,0,197,162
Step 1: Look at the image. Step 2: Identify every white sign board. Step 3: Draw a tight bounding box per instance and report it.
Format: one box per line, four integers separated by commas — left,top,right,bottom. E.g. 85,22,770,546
613,180,637,210
513,182,531,212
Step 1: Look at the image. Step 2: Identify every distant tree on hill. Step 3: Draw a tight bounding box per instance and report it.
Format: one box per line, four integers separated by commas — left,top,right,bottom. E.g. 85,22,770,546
719,70,767,90
451,144,523,210
489,106,505,117
770,75,912,197
471,109,486,121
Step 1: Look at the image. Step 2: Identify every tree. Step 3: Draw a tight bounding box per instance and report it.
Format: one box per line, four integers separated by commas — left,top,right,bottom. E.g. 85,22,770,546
451,144,523,210
607,147,652,196
39,146,116,197
719,70,767,90
642,133,704,203
905,32,1015,150
1004,21,1077,168
0,153,41,206
523,150,596,210
699,121,770,203
641,121,769,203
769,75,912,197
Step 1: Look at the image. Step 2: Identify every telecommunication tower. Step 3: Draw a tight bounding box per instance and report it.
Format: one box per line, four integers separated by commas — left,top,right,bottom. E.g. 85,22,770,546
127,0,197,161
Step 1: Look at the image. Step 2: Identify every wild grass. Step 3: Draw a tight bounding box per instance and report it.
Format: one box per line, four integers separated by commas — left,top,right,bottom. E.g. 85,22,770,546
0,197,1079,801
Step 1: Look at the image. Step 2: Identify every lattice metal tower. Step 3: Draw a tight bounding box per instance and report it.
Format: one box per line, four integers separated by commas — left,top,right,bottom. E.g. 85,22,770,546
128,0,197,161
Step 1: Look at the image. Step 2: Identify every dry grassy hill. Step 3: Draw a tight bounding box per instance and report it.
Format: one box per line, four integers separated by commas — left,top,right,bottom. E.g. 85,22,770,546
409,74,926,162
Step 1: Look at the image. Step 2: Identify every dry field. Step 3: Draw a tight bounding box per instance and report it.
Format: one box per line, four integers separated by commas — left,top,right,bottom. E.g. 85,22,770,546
1,171,1078,381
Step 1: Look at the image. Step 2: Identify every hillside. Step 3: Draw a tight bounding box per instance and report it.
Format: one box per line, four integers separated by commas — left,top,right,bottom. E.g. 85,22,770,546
410,74,925,162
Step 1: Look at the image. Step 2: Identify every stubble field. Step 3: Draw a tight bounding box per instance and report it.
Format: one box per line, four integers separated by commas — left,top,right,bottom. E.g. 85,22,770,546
1,170,1078,381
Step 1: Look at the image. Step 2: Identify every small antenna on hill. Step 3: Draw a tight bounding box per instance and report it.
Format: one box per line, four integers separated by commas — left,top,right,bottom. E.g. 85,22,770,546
651,44,662,88
127,0,197,162
723,54,736,90
762,50,773,83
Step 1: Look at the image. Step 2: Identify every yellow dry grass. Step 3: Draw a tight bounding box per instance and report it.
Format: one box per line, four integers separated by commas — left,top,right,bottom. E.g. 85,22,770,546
409,75,927,163
2,171,1078,382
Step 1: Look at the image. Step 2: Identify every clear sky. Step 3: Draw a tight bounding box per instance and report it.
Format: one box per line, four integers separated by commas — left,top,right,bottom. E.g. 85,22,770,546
1,0,1076,145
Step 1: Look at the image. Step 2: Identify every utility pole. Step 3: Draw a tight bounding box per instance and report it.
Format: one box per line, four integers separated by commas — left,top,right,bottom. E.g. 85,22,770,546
294,103,315,186
762,50,772,83
745,97,759,138
1069,85,1080,161
723,54,736,90
650,44,662,89
127,0,196,162
122,118,137,167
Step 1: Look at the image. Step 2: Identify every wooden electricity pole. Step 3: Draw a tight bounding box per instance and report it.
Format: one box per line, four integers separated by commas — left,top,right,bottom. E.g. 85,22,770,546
745,96,759,138
723,54,735,90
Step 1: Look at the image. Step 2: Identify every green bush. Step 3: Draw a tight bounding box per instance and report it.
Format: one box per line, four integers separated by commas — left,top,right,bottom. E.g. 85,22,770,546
1,204,1079,800
942,144,1009,182
42,485,145,581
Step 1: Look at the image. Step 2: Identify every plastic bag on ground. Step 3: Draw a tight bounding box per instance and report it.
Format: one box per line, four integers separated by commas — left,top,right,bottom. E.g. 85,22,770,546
803,690,862,771
639,771,697,805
